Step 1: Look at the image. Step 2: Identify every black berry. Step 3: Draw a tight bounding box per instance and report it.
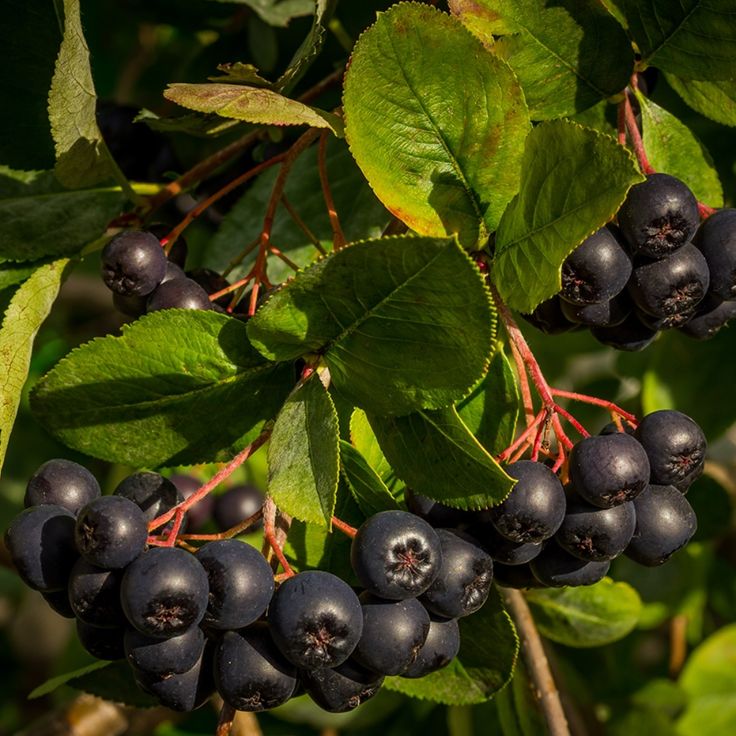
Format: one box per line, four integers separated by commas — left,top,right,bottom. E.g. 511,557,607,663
522,296,576,335
492,562,545,589
148,224,188,268
75,496,148,569
617,174,699,258
568,433,650,507
101,231,168,296
402,616,460,678
187,267,232,308
625,484,697,566
125,626,205,678
114,471,182,524
591,312,659,351
469,523,542,565
120,547,209,637
680,298,736,340
694,208,736,300
405,488,472,528
530,544,610,587
76,620,125,660
170,474,212,532
302,659,384,712
268,570,363,669
490,461,566,543
68,558,125,627
138,649,214,712
213,484,265,532
560,293,631,328
351,510,442,600
635,410,706,490
42,589,76,618
24,459,100,515
147,278,214,312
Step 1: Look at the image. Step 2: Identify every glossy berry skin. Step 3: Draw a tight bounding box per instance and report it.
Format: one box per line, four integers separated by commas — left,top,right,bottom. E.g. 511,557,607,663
187,267,232,308
120,547,209,637
560,294,630,328
421,530,494,618
76,621,125,660
4,505,77,592
125,626,205,678
353,593,430,675
161,261,186,284
138,650,214,712
530,544,610,587
628,244,710,318
635,410,706,490
617,174,700,258
101,231,168,296
591,312,659,351
42,589,76,618
114,472,182,524
24,459,100,515
490,461,566,544
213,484,265,532
568,433,650,508
625,485,697,566
522,296,576,335
214,625,298,712
75,496,148,569
351,510,442,600
468,523,542,565
492,562,544,590
147,278,213,312
636,306,696,331
402,616,460,678
196,540,274,630
555,495,636,562
302,659,384,712
113,291,148,317
680,298,736,340
68,558,125,627
405,488,472,528
694,208,736,300
148,224,188,269
268,570,363,669
560,227,632,304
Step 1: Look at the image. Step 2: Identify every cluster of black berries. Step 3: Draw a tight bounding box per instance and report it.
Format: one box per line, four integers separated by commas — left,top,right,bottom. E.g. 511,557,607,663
100,228,236,319
409,409,702,589
4,459,495,713
524,174,736,349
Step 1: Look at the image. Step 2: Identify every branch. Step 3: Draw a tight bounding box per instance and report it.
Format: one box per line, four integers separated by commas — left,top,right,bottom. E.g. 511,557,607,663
502,589,571,736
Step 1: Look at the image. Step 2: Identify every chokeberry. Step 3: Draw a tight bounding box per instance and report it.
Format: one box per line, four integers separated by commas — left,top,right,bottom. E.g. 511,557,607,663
213,484,265,532
625,484,697,566
42,589,76,619
113,291,148,317
680,298,736,340
76,620,125,660
591,312,659,351
402,616,460,678
468,523,542,565
302,659,384,712
351,510,442,600
268,570,363,669
628,244,710,318
171,474,213,532
196,539,274,630
568,433,650,508
560,293,630,328
114,472,183,524
694,208,736,300
4,505,77,592
530,544,610,587
560,227,632,304
635,410,706,490
120,547,209,637
75,496,148,569
125,626,205,678
489,461,566,544
521,296,576,335
147,278,213,312
492,562,544,589
101,231,168,296
353,593,430,675
68,558,125,627
405,488,472,528
214,625,298,712
555,495,636,561
138,649,214,712
421,530,493,618
617,174,699,258
187,268,232,308
148,224,188,268
24,459,100,515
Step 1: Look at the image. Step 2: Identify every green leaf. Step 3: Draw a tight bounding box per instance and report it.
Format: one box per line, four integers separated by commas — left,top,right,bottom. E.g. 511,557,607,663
677,624,736,735
207,0,315,27
164,83,343,136
0,259,69,477
0,260,51,292
0,0,59,169
30,311,294,468
204,138,390,285
136,108,244,138
386,588,518,705
457,343,520,456
492,120,644,314
49,0,113,188
666,75,736,127
449,0,634,119
277,0,330,93
495,662,546,736
349,409,403,492
343,2,529,247
0,167,124,261
29,660,111,699
525,578,642,647
636,91,723,207
367,407,514,510
267,373,339,527
612,0,736,80
248,235,495,416
339,440,400,516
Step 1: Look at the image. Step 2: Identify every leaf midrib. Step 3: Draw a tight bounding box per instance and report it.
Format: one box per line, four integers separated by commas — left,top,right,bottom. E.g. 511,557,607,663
644,0,702,63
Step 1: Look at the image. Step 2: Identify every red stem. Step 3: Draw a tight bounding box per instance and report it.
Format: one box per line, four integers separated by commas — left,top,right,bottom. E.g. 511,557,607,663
698,202,717,219
617,99,627,146
332,516,358,538
262,497,295,577
549,389,638,426
553,404,590,438
318,130,346,250
509,339,535,427
623,93,655,175
497,409,547,463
